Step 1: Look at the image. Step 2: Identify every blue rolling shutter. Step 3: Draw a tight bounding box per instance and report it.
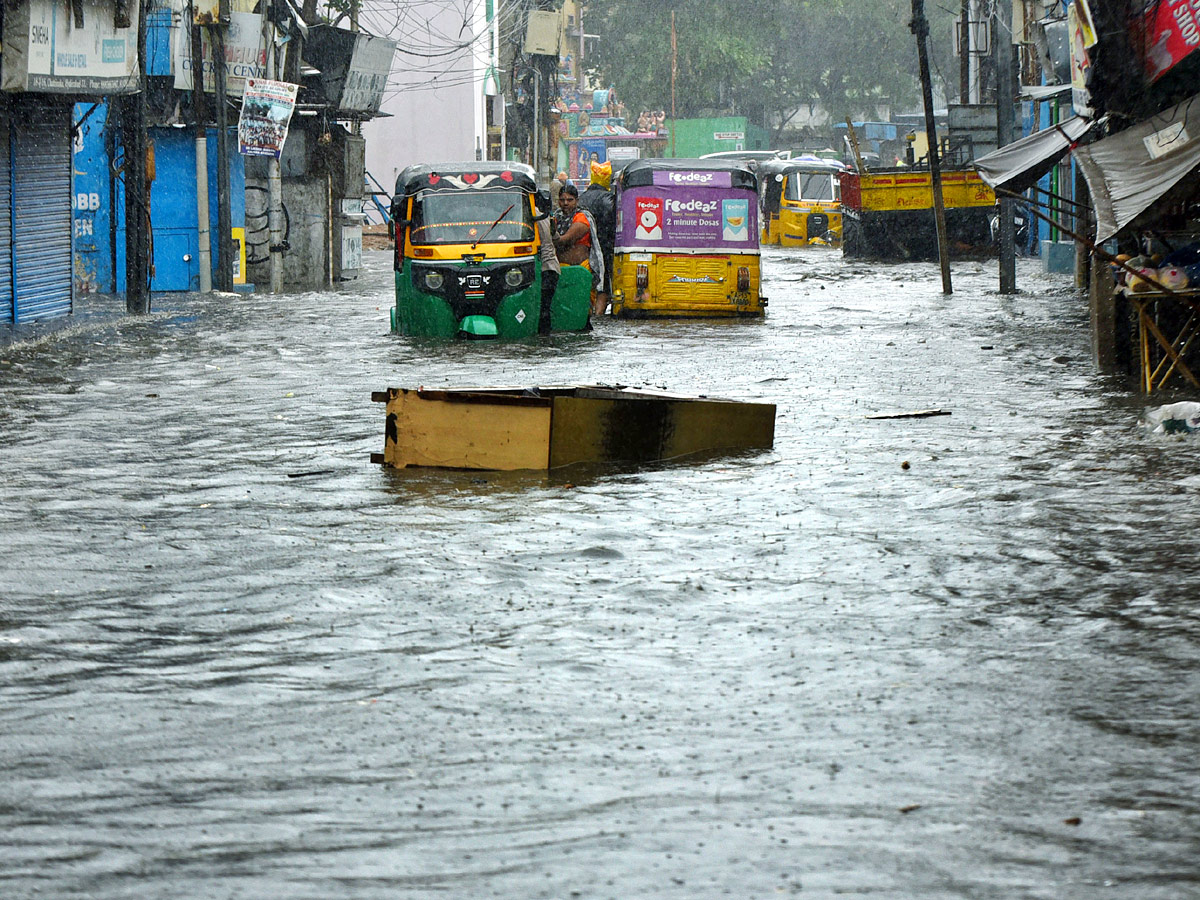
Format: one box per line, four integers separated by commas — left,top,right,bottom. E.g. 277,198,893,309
0,110,12,325
12,97,73,323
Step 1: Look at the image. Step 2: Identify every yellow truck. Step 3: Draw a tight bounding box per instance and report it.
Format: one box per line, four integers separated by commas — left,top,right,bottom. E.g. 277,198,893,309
840,168,996,259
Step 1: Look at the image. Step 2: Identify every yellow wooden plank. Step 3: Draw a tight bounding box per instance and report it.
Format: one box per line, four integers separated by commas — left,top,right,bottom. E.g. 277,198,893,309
384,389,552,470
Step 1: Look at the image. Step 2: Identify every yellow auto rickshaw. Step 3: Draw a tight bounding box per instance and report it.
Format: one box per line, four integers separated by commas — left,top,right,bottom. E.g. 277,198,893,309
758,156,848,248
610,159,764,318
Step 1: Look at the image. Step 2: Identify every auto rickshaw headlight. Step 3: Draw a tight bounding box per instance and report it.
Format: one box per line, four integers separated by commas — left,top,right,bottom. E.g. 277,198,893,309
424,270,444,291
505,267,525,288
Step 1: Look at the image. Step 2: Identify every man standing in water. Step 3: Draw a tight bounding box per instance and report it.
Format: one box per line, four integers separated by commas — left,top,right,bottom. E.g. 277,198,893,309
578,161,616,316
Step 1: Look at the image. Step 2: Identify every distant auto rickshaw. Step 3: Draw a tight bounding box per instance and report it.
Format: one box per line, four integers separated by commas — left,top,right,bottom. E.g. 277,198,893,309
389,162,591,338
758,156,848,248
610,159,764,318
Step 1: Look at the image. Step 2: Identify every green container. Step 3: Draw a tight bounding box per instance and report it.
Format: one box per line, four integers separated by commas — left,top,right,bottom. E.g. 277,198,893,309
551,265,593,332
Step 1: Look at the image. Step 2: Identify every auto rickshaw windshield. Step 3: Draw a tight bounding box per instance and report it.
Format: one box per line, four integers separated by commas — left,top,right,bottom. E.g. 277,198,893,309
410,189,536,245
785,172,838,202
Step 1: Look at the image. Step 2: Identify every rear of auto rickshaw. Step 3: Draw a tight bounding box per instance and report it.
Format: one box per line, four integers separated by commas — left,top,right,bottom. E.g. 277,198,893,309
390,163,591,338
610,159,764,318
758,157,848,247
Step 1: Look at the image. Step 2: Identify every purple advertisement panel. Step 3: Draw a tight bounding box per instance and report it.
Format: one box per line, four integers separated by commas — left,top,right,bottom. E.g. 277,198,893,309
618,183,757,251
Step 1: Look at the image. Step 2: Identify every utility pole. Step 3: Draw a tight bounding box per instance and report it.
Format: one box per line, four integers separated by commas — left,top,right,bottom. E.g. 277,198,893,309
265,0,285,293
124,0,151,314
995,0,1016,293
911,0,952,294
190,2,212,293
211,25,234,291
670,11,677,158
959,0,970,103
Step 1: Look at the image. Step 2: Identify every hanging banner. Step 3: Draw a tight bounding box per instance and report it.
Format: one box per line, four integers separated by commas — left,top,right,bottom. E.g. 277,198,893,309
237,78,298,159
1068,0,1094,114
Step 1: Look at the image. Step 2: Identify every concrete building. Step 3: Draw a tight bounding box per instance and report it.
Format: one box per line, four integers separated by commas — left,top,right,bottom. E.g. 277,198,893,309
361,0,497,193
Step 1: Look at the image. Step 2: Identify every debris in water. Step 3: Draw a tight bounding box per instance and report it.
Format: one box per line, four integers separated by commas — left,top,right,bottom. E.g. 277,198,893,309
866,409,951,419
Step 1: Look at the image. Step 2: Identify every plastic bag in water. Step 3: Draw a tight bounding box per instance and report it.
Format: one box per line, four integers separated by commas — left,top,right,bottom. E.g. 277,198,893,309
1143,401,1200,434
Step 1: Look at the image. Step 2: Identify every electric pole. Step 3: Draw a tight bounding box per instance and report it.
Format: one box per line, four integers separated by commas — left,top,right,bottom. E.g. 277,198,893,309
995,0,1017,293
912,0,953,294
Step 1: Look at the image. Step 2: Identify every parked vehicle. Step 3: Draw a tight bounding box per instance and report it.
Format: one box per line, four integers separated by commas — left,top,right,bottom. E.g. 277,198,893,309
700,149,791,168
758,156,849,248
389,162,591,338
840,166,997,260
610,159,765,318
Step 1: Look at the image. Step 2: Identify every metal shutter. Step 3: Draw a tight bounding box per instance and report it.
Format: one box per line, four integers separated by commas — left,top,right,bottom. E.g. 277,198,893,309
0,107,11,325
12,97,73,323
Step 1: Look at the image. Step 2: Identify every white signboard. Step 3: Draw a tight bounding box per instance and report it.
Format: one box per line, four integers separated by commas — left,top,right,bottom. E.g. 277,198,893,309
0,0,139,93
340,35,396,113
341,226,363,273
714,131,745,141
173,11,266,97
1144,122,1191,160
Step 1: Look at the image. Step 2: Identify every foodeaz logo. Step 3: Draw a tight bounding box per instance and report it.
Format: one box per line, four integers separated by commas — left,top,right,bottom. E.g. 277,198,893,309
635,197,663,241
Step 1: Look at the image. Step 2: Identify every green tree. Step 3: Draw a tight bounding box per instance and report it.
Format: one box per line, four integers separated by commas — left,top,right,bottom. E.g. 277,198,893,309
586,0,956,140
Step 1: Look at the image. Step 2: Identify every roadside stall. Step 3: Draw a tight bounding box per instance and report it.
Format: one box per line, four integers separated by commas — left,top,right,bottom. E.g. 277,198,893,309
1073,92,1200,392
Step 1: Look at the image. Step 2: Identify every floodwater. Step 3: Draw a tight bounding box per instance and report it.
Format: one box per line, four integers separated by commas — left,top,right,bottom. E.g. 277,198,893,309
2,249,1199,899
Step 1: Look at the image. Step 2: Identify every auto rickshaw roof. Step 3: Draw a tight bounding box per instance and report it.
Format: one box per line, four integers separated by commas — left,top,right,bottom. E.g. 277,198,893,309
619,158,758,191
395,162,538,197
757,157,848,180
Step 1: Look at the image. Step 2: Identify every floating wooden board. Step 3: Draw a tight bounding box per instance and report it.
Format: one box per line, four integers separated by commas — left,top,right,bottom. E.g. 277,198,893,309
865,409,951,420
371,385,776,471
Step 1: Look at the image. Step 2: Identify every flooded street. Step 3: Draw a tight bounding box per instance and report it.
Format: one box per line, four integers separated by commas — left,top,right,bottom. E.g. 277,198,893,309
2,249,1199,898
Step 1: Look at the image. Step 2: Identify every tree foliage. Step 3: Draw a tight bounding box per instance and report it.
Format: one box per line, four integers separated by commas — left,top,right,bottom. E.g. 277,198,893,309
586,0,956,139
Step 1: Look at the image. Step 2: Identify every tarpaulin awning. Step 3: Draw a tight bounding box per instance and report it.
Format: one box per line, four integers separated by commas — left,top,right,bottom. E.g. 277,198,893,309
974,115,1094,193
1074,92,1200,242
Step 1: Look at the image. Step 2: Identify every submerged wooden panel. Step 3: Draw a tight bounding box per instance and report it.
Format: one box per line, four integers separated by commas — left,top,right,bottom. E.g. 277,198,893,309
381,388,552,470
376,385,776,471
548,389,775,468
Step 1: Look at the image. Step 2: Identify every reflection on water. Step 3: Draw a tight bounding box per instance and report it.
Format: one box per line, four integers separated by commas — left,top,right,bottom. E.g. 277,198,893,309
1,250,1199,899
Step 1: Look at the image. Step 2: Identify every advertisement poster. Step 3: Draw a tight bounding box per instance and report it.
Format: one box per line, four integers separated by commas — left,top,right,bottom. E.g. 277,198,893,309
1135,0,1200,82
173,11,266,97
1068,0,1094,114
573,139,606,183
237,78,298,159
619,178,758,251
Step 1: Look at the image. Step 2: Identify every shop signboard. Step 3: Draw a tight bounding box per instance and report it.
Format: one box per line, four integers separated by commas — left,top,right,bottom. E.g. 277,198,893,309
173,12,266,97
1,0,139,93
302,26,397,114
1135,0,1200,82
